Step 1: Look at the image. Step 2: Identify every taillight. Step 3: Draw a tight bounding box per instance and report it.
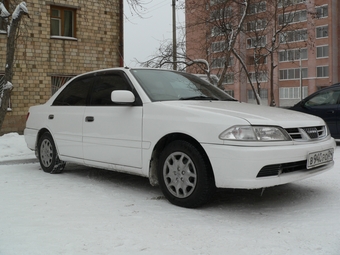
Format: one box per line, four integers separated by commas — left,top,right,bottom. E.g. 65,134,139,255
26,112,30,121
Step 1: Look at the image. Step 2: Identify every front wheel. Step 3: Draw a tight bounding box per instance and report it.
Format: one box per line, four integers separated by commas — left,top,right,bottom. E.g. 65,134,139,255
38,132,66,174
158,140,215,208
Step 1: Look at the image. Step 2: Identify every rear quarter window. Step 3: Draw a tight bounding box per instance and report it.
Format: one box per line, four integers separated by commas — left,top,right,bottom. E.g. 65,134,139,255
52,76,94,106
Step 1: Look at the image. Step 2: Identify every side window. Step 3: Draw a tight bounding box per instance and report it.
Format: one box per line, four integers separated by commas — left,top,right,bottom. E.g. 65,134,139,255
89,73,131,106
305,89,340,107
52,76,94,106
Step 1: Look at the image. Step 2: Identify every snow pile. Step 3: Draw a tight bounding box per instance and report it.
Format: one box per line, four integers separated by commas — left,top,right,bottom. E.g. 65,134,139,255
0,132,35,161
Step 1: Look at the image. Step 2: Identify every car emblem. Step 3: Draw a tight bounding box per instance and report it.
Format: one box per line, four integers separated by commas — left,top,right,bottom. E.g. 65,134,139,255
304,127,318,139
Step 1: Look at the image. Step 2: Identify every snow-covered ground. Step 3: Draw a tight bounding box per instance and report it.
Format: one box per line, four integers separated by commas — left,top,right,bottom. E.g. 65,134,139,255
0,133,340,255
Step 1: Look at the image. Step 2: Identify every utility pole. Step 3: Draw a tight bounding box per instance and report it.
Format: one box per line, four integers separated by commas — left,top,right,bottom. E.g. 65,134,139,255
172,0,177,70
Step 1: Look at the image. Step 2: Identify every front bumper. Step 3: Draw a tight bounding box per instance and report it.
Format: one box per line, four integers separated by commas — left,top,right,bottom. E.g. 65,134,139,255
202,137,336,189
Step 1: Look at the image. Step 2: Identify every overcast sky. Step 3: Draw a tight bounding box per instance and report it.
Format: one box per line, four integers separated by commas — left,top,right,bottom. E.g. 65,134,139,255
123,0,185,67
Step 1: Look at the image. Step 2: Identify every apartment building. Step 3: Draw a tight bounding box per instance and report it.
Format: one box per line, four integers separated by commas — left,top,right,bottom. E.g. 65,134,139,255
0,0,123,134
186,0,339,107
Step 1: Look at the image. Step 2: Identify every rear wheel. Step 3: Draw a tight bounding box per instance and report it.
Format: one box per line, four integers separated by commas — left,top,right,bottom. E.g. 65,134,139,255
158,140,215,208
38,132,65,174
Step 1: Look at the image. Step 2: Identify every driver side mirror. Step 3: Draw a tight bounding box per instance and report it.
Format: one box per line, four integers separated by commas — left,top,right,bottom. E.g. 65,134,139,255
111,90,135,104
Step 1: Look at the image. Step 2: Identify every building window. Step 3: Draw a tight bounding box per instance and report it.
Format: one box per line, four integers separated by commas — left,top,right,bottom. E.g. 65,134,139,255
211,41,226,53
51,76,74,95
279,68,308,80
224,90,234,97
279,86,308,99
246,36,266,49
316,5,328,18
278,0,305,8
316,66,329,78
247,55,267,65
279,29,307,43
248,89,268,100
246,19,267,31
279,48,307,62
223,73,234,84
316,45,329,58
210,7,232,20
211,57,233,69
211,26,222,37
248,72,268,83
50,6,76,38
248,2,266,15
316,25,328,38
278,10,307,25
210,0,225,6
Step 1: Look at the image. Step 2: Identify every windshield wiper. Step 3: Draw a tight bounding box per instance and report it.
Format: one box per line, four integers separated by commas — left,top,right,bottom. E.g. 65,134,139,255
221,98,238,101
179,96,218,101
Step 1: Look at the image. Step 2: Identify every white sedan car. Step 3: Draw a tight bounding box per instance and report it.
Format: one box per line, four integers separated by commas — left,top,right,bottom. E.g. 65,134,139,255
25,68,335,208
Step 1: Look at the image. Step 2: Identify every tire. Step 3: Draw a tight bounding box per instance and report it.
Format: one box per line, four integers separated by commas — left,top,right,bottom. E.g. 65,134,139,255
158,140,215,208
38,132,66,174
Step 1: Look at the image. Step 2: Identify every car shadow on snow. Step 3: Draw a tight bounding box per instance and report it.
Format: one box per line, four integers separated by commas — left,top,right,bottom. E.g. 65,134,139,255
211,182,328,211
61,163,329,211
61,163,162,197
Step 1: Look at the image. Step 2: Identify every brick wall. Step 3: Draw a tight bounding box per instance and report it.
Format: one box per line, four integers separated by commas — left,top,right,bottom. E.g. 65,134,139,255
0,0,122,135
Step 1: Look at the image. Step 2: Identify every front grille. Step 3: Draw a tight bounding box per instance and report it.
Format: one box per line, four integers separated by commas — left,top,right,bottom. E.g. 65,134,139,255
285,126,327,141
257,160,307,177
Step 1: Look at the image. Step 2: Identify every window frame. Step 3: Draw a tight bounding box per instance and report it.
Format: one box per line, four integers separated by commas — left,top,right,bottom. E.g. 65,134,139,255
279,29,308,43
316,25,328,39
279,68,308,80
246,36,267,49
316,45,329,59
248,1,266,15
211,57,233,69
279,48,308,62
316,5,328,19
316,66,329,78
279,86,308,99
247,72,268,83
248,89,268,100
50,5,77,38
278,10,307,25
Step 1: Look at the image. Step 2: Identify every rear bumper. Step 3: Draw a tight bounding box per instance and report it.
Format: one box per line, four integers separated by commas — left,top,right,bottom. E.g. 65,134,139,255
24,128,38,151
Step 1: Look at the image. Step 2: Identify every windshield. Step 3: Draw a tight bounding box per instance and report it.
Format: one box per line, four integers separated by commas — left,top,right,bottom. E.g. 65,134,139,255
131,69,236,102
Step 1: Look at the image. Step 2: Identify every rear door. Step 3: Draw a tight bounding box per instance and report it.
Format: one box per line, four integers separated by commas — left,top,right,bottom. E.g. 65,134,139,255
50,75,95,159
82,71,143,172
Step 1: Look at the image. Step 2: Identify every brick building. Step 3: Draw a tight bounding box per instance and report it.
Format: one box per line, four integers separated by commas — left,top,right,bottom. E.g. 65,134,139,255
0,0,123,134
186,0,340,107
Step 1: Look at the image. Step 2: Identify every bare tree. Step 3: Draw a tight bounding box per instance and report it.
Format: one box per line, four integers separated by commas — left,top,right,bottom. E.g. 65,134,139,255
137,25,187,70
0,1,29,131
243,0,314,106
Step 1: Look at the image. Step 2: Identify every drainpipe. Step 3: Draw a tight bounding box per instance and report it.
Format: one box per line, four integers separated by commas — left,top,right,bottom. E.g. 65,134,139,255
119,0,124,67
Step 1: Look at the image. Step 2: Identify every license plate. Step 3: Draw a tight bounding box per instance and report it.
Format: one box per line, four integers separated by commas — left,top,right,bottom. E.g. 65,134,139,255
307,149,334,169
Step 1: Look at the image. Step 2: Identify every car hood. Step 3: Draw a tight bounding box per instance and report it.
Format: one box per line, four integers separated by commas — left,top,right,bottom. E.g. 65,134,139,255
158,101,325,128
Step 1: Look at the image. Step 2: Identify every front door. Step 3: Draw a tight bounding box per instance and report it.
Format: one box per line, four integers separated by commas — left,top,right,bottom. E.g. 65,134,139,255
82,71,143,172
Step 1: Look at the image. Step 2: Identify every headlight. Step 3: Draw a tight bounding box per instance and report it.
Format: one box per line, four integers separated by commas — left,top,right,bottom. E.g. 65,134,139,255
219,126,291,141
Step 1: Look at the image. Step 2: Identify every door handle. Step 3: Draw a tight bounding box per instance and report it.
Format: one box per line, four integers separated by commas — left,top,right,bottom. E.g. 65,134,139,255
48,114,54,120
85,116,94,122
327,110,335,114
